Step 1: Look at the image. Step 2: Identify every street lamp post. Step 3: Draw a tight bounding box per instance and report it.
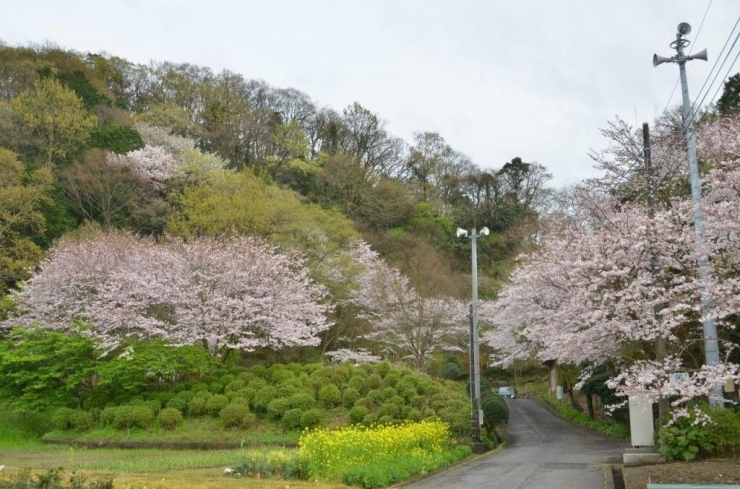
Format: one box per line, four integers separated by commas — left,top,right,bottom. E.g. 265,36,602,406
457,226,489,453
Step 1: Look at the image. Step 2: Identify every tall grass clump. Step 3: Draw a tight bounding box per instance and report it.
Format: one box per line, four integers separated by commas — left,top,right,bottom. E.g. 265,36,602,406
299,420,470,487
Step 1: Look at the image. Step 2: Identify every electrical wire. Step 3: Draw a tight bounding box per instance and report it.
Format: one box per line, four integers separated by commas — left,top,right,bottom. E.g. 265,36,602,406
687,18,740,121
705,47,740,108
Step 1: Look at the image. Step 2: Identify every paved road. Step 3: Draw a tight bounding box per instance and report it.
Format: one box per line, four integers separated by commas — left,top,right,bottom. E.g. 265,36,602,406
401,399,628,489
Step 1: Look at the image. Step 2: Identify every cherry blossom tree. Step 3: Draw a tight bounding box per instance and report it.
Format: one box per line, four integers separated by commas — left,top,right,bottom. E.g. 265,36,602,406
345,240,468,369
7,229,332,356
491,113,740,410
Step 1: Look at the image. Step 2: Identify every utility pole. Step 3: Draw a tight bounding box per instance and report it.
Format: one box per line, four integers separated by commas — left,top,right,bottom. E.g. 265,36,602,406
457,226,489,453
653,22,722,407
643,122,669,421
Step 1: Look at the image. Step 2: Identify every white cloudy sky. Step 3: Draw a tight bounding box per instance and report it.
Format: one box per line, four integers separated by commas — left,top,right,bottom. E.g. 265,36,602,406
2,0,738,186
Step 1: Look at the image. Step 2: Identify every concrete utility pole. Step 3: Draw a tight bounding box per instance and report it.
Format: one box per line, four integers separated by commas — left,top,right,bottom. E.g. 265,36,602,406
457,226,489,453
653,22,722,407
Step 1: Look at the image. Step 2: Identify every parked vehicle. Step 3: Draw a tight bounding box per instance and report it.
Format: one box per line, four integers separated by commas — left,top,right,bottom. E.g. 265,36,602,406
498,386,516,399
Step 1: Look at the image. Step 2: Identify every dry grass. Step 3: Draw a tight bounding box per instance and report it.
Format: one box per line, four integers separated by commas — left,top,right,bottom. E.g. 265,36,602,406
623,459,740,489
0,467,348,489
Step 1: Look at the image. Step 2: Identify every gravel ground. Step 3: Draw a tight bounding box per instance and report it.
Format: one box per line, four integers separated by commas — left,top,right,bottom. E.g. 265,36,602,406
623,460,740,489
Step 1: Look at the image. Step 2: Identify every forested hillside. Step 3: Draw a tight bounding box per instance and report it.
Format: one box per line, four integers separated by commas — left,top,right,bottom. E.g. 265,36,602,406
0,41,551,364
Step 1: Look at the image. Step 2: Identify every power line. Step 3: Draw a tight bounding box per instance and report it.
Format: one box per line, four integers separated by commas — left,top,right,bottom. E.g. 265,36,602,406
706,47,740,108
689,22,740,120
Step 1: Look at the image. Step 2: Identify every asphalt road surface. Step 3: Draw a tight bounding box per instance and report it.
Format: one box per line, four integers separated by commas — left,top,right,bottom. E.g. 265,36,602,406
401,399,629,489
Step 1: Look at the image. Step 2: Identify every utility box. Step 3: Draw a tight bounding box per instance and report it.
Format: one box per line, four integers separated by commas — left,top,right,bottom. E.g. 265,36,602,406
556,385,564,400
628,394,654,448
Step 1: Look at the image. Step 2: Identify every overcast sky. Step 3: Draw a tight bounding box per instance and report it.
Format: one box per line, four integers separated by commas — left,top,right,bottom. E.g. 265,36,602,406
2,0,738,186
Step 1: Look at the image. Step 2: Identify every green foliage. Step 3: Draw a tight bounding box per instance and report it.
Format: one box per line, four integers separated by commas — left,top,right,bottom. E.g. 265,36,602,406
541,395,630,440
349,406,370,424
219,403,256,428
376,361,391,378
342,387,361,408
10,76,96,166
102,405,154,431
0,148,53,293
481,392,509,429
267,397,292,420
157,407,183,430
299,408,324,429
659,405,740,461
290,392,317,411
205,394,229,416
0,326,98,413
439,362,463,380
318,384,342,407
3,466,114,489
281,408,304,431
51,407,93,431
186,395,209,417
89,123,144,154
251,386,277,415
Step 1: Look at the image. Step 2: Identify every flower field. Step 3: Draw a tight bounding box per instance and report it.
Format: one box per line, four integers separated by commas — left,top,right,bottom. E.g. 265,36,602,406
299,420,471,488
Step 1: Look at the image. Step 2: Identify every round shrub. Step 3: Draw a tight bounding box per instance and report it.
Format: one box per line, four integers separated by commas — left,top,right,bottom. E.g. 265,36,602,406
439,362,463,379
343,387,361,408
228,387,255,403
382,387,397,400
143,400,162,416
100,407,119,427
382,372,400,388
270,368,295,384
376,361,391,378
113,405,154,430
347,375,366,393
71,410,94,431
290,392,316,410
409,395,424,408
219,403,256,428
349,405,370,424
481,392,509,429
377,415,394,425
439,408,469,438
252,386,277,414
238,371,255,383
206,394,230,416
354,397,375,410
299,409,323,429
187,395,209,417
395,380,417,400
366,389,383,404
158,408,183,430
267,397,291,420
219,374,236,386
51,408,77,430
318,384,342,407
378,403,400,418
224,380,246,393
285,362,303,375
249,365,268,377
276,379,304,398
362,413,376,426
366,374,383,390
166,397,187,412
281,408,303,431
407,408,422,422
208,381,224,394
247,378,268,391
190,382,209,393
